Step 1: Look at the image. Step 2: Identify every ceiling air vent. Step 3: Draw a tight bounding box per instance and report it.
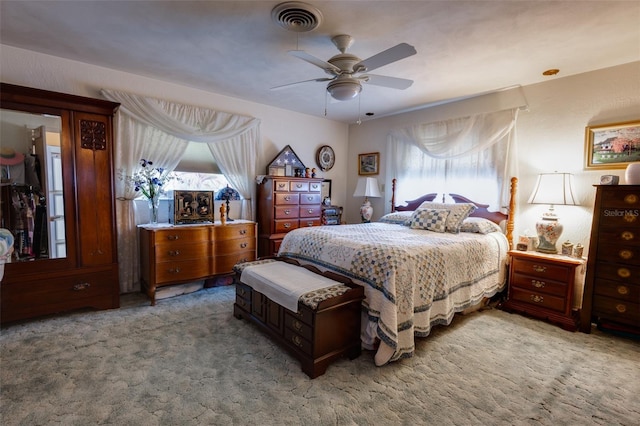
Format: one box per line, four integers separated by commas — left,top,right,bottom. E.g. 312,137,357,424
271,2,323,32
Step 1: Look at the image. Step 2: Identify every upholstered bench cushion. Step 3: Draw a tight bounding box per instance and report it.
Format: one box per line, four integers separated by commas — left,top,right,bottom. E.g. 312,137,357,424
234,259,350,311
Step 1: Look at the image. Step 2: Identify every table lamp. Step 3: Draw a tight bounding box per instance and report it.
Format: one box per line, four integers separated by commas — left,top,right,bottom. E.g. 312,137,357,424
353,177,381,223
528,172,578,253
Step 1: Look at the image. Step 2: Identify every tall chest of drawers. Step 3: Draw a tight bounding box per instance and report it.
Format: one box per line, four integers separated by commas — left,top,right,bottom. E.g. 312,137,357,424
139,221,256,304
580,185,640,333
257,177,323,257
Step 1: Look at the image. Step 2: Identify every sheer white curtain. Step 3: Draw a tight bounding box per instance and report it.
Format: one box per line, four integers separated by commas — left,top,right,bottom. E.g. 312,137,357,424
387,108,519,213
102,89,261,293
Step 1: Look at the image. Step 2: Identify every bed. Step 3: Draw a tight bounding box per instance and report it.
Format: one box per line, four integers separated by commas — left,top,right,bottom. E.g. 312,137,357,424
277,177,517,366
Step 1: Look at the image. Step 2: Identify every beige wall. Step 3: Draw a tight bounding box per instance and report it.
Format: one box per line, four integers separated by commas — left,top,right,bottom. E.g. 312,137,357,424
0,45,350,209
347,61,640,255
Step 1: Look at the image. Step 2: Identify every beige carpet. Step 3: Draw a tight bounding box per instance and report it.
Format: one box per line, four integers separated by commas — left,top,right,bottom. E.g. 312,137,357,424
1,285,638,426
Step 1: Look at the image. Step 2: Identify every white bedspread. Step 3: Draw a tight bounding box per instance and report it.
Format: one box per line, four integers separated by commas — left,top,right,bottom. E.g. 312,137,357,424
278,222,509,365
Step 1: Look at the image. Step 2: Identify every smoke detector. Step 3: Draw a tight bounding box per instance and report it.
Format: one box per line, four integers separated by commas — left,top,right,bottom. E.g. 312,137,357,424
271,2,323,32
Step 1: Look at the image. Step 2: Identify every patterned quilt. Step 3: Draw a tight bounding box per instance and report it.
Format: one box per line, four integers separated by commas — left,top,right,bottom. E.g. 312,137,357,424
278,222,508,365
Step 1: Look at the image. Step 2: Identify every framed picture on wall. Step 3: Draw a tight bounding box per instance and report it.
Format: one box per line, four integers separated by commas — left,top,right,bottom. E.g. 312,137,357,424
585,120,640,169
358,152,379,175
321,179,332,204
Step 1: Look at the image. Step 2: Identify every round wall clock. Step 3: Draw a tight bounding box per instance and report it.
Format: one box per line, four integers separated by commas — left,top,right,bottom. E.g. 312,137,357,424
316,145,335,172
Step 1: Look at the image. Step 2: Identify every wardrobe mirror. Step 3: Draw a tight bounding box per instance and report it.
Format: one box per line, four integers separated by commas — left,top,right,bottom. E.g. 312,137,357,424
0,108,66,261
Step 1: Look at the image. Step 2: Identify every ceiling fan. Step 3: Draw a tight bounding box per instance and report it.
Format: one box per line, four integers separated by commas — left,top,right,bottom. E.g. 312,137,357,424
272,34,417,101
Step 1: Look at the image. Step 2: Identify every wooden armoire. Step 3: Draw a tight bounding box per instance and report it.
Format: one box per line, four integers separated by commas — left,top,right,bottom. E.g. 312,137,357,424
0,83,121,323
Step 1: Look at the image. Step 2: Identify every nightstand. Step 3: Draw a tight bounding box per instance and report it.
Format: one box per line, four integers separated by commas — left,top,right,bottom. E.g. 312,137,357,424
322,205,343,225
503,250,585,331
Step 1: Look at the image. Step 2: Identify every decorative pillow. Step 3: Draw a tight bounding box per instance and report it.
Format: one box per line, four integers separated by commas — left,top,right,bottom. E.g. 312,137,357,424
460,217,502,234
417,202,476,233
378,211,413,226
410,208,449,233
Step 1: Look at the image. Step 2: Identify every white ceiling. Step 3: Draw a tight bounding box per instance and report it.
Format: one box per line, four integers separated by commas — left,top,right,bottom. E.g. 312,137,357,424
1,1,638,124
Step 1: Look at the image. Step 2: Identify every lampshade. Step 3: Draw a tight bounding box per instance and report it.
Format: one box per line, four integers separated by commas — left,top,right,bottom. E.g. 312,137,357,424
327,78,362,101
528,173,578,207
354,177,381,223
353,177,381,198
528,172,578,254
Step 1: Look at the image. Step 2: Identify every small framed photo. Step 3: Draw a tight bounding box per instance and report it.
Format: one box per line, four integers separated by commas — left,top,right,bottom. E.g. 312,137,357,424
321,179,332,201
585,120,640,169
358,152,380,175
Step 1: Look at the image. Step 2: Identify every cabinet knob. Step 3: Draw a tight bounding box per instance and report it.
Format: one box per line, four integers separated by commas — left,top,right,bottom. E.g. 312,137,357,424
278,183,286,189
239,229,247,235
293,319,303,331
167,235,180,241
616,304,627,313
530,294,544,304
531,280,545,288
621,231,635,241
306,222,314,227
72,282,91,291
623,214,637,223
307,209,314,214
284,196,291,201
623,194,638,205
168,250,180,256
532,265,546,273
284,223,291,229
619,249,633,260
296,184,303,188
307,196,313,201
284,209,291,215
312,184,319,190
617,285,629,295
291,335,303,348
240,242,248,249
169,268,181,274
617,268,631,279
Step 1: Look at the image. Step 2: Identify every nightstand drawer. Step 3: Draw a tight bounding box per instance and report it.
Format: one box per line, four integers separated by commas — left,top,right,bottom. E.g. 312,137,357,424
509,287,566,312
510,272,568,297
511,257,571,281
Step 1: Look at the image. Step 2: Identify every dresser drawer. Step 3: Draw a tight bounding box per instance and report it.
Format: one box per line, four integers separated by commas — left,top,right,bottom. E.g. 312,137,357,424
597,243,640,266
215,236,256,253
284,327,312,356
597,226,640,245
299,218,321,227
155,259,211,284
598,210,640,228
299,205,321,218
215,223,255,240
215,251,256,274
511,257,571,282
309,181,322,192
275,219,299,233
595,261,640,283
274,180,291,192
290,181,310,192
153,227,209,243
155,241,210,262
509,287,566,312
275,205,299,219
600,189,640,208
300,193,321,204
275,193,300,205
592,296,640,327
593,278,639,302
510,272,568,297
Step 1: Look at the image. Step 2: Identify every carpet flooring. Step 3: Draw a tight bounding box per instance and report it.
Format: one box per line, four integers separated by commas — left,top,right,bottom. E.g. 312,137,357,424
1,285,638,426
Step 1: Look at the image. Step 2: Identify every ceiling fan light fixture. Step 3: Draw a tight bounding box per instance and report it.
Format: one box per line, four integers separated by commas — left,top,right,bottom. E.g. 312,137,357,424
327,79,362,101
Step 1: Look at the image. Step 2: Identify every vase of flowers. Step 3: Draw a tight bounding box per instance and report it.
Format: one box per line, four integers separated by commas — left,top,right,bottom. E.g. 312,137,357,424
124,159,177,224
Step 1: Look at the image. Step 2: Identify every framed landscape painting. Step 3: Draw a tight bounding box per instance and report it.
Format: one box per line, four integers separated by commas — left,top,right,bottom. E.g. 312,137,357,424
358,152,379,175
585,120,640,169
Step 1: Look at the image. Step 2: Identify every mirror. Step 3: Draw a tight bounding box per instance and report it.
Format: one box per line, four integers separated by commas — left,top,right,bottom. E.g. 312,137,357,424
0,108,66,261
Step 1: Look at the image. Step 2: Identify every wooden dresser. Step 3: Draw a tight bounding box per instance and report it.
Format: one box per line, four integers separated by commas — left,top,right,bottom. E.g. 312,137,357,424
503,250,584,331
139,221,256,304
580,185,640,334
257,177,323,257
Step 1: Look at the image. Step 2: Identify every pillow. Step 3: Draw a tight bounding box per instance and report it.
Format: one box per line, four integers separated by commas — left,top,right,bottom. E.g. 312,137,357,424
460,217,502,234
417,202,476,233
410,208,449,233
378,211,413,226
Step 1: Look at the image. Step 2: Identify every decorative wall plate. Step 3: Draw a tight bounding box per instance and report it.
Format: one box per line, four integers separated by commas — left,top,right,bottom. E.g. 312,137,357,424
316,145,335,171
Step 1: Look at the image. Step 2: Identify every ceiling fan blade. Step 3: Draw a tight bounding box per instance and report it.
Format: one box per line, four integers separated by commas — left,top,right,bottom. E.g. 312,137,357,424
355,43,417,73
361,74,413,90
288,50,342,74
270,77,333,91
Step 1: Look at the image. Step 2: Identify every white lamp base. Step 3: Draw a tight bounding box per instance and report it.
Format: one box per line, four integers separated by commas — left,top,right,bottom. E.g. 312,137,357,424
360,200,373,223
535,217,563,254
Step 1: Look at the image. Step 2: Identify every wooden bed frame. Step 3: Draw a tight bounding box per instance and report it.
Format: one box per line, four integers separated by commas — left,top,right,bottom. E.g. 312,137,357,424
390,177,518,249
